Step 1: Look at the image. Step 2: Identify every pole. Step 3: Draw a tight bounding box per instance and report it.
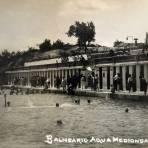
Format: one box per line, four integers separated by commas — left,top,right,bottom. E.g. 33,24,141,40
126,36,136,51
4,94,7,107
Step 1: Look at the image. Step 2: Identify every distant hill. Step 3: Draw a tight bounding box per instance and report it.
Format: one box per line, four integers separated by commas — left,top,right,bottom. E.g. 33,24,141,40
27,45,102,62
0,44,102,71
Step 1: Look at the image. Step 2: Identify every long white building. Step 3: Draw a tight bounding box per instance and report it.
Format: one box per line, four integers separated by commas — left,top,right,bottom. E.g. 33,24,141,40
5,47,148,92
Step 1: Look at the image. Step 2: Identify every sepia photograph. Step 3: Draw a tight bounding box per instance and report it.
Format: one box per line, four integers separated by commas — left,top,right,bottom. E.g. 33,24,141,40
0,0,148,147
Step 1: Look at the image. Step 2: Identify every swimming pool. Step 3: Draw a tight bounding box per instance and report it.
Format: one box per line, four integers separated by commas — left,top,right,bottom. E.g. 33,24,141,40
0,93,148,148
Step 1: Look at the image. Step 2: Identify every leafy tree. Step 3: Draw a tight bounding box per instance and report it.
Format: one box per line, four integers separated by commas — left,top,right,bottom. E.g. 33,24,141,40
59,51,69,63
28,47,38,52
0,49,13,67
11,51,16,57
67,21,95,53
1,49,11,59
113,40,124,47
52,39,65,49
109,49,115,57
39,39,51,52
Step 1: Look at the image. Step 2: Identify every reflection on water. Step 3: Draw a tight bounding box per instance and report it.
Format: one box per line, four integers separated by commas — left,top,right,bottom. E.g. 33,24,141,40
0,93,148,148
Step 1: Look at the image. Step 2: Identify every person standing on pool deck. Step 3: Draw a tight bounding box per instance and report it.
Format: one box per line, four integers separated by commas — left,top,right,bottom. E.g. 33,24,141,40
141,76,147,95
113,74,118,91
62,77,67,92
128,74,133,93
81,75,86,90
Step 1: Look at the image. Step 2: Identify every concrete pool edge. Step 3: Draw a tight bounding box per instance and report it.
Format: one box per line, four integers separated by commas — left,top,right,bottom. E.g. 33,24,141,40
2,85,148,102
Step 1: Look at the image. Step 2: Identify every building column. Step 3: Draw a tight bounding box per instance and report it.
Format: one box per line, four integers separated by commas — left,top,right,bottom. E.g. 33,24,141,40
76,68,79,89
122,66,126,91
71,69,73,76
8,74,11,85
144,64,148,82
23,72,26,86
13,73,15,85
96,69,100,89
28,71,31,86
58,70,61,78
38,71,40,77
29,72,31,86
69,69,72,77
61,69,63,79
65,69,67,79
25,72,27,86
129,65,133,76
51,70,53,88
116,66,120,74
58,70,60,79
44,71,46,78
9,73,11,85
57,69,60,78
136,64,140,91
52,70,55,88
23,72,25,86
55,70,58,79
49,71,51,87
47,71,49,79
20,73,22,86
42,71,44,77
110,66,113,86
63,69,65,77
102,67,107,90
72,69,75,76
11,73,14,85
7,73,9,85
48,71,50,88
67,69,69,77
75,68,78,75
50,71,52,88
45,71,47,79
39,71,42,77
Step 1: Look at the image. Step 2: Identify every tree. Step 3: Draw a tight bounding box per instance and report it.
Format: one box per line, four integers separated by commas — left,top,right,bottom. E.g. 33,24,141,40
59,51,69,63
67,21,95,53
1,49,11,59
52,39,65,49
28,47,38,52
109,49,115,57
0,49,14,67
113,40,124,47
39,39,51,52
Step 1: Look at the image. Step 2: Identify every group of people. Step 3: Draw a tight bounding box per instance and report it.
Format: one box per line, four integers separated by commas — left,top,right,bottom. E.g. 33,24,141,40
54,72,99,94
111,73,147,95
31,76,46,87
11,77,27,86
81,73,99,91
54,75,80,94
127,75,147,95
113,73,121,91
11,71,148,96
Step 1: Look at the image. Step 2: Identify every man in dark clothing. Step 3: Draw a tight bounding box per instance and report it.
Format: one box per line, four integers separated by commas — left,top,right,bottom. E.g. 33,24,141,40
56,76,61,89
141,77,147,95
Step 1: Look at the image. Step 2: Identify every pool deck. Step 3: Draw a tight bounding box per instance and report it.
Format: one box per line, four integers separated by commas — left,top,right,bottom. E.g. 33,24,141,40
2,85,148,102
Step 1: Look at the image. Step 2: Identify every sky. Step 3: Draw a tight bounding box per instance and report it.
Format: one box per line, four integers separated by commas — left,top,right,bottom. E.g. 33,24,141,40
0,0,148,51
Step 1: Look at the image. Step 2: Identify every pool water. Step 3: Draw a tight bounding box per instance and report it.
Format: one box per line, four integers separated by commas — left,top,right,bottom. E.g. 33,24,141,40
0,92,148,148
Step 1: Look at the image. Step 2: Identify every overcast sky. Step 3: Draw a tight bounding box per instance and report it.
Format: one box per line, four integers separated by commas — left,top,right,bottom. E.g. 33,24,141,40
0,0,148,51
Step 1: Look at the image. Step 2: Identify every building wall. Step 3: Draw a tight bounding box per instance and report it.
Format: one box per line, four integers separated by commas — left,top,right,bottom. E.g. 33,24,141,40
5,60,148,92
